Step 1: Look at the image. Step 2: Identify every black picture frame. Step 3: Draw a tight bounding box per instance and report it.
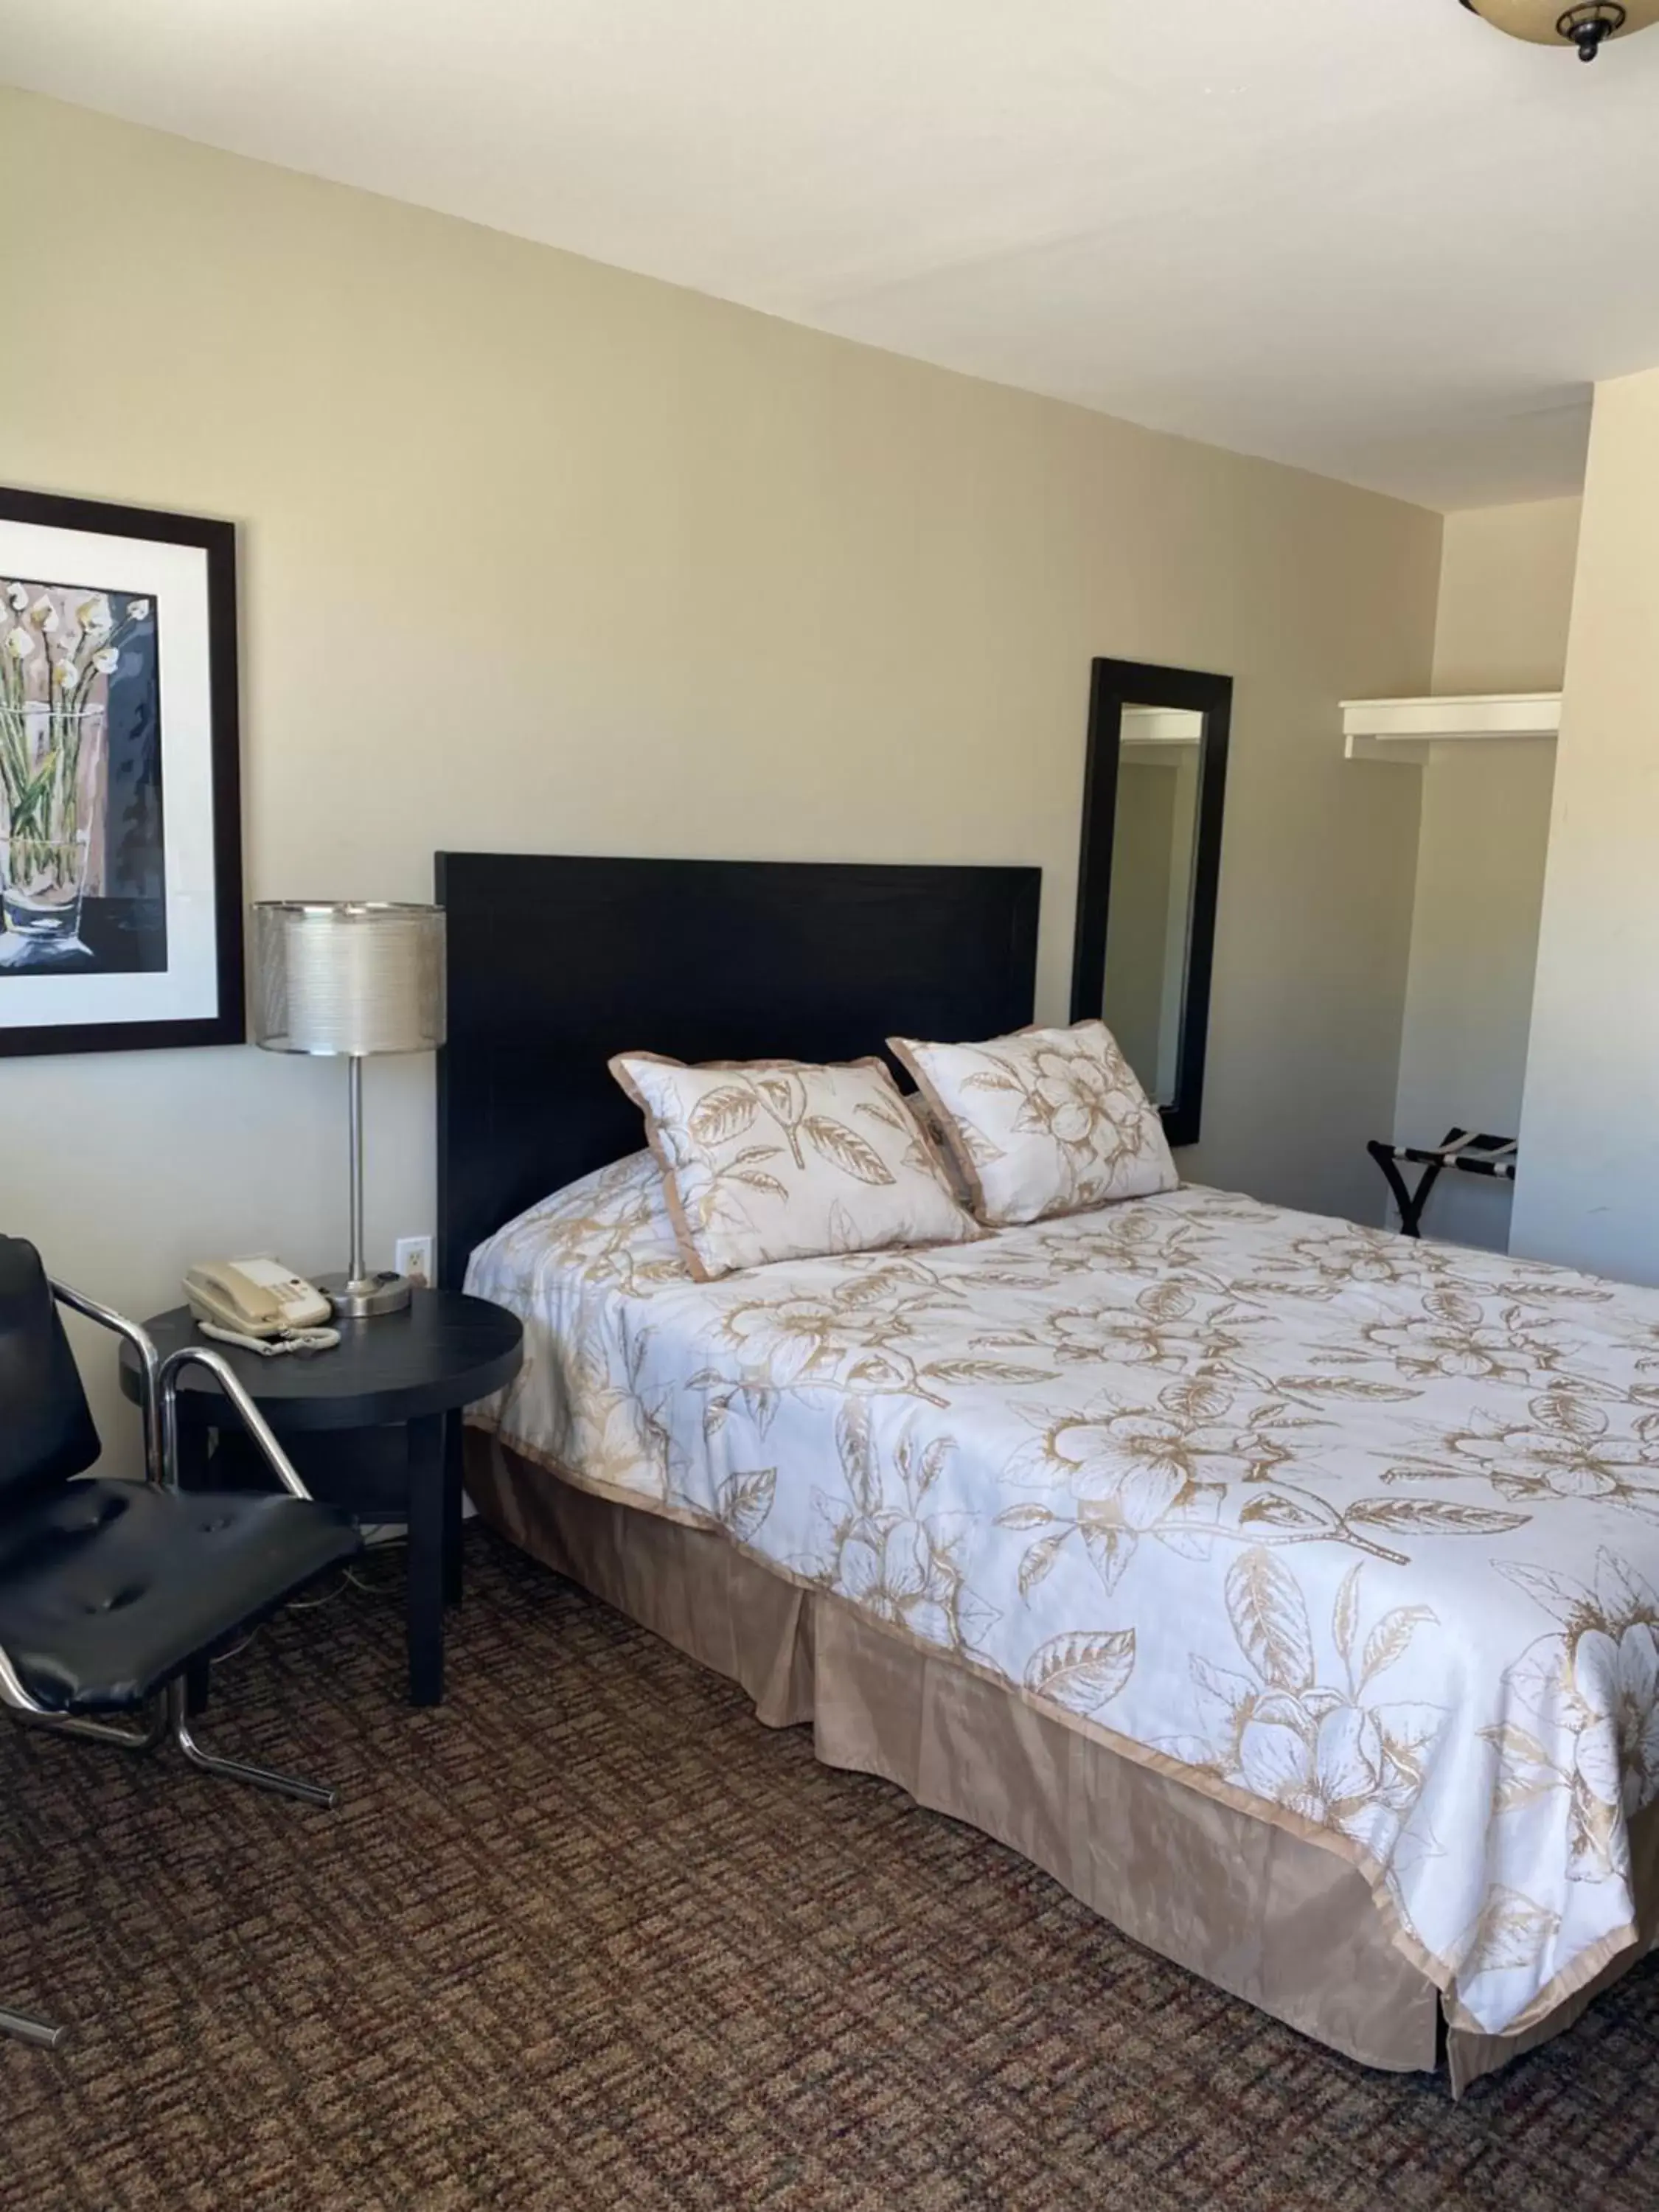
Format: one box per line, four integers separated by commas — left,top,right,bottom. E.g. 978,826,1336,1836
1069,656,1231,1150
0,486,243,1059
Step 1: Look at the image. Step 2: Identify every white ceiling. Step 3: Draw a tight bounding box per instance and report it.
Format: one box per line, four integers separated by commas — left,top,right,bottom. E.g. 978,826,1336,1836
6,0,1658,509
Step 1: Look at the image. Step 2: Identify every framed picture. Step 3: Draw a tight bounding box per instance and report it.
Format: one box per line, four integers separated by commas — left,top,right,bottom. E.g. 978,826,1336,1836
0,487,243,1057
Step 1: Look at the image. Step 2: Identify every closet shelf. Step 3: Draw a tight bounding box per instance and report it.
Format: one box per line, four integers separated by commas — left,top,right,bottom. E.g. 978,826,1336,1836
1341,691,1561,764
1121,705,1203,757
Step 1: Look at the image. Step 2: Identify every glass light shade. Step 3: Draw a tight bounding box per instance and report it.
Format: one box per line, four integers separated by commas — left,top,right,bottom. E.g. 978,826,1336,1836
251,902,445,1057
1461,0,1659,46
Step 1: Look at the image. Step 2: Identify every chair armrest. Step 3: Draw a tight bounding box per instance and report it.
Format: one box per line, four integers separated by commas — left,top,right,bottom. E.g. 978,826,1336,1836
0,1642,50,1718
157,1344,316,1502
50,1278,164,1481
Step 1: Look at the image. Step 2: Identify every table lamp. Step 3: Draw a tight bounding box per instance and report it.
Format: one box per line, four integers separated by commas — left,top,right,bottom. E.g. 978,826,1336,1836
251,901,446,1317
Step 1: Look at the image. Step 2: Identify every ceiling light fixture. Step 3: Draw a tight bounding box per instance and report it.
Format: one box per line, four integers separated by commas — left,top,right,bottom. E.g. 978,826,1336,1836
1460,0,1659,60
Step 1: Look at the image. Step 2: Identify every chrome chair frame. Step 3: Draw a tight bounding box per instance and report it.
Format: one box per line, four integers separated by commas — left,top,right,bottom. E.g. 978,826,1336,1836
1,1280,342,2050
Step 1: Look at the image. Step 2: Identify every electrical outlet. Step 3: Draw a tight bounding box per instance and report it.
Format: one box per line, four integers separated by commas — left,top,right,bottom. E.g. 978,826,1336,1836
394,1234,434,1290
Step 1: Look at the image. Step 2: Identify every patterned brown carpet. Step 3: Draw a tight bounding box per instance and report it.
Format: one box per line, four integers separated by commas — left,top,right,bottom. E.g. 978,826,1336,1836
3,1526,1658,2212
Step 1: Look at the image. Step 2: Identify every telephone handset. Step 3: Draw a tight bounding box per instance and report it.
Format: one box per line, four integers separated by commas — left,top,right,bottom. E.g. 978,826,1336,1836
184,1257,338,1354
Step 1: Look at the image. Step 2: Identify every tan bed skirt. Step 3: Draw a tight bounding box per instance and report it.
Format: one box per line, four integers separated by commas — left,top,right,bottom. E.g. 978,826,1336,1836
466,1431,1658,2095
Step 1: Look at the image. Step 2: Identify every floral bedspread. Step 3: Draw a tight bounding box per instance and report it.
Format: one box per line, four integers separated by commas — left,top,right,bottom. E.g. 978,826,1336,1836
467,1152,1659,2037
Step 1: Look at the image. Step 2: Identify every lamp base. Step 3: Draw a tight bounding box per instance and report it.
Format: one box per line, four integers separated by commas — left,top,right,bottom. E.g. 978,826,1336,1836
319,1269,411,1319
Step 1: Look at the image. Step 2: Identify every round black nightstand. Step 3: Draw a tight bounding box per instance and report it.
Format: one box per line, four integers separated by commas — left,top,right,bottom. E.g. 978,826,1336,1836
120,1289,522,1707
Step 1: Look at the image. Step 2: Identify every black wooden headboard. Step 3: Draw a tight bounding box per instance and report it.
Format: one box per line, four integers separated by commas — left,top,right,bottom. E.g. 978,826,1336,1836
434,852,1041,1286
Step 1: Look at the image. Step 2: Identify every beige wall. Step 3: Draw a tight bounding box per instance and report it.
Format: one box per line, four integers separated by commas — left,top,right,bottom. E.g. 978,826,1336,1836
1512,372,1659,1281
1430,499,1582,697
1390,497,1579,1250
0,89,1441,1467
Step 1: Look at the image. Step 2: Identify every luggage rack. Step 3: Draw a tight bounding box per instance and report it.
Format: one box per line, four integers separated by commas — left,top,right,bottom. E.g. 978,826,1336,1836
1367,1128,1517,1240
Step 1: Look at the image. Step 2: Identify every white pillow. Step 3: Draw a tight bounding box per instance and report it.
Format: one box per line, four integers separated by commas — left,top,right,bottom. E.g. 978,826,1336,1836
888,1020,1178,1227
608,1052,981,1281
903,1089,975,1210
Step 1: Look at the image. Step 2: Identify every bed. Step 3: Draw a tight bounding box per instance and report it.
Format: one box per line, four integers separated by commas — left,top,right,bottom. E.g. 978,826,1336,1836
437,851,1659,2093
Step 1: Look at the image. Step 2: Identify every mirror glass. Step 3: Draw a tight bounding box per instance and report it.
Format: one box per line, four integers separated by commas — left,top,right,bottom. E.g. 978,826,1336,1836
1071,659,1231,1150
1099,706,1202,1107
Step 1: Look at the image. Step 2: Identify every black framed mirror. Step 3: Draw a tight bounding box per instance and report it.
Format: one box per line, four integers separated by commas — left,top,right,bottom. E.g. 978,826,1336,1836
1070,658,1231,1150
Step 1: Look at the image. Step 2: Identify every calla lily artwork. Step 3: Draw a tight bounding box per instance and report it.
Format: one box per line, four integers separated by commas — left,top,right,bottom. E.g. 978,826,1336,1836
0,487,244,1061
0,579,161,971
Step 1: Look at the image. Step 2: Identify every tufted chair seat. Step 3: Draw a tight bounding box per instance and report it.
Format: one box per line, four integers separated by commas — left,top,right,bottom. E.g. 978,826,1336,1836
0,1477,358,1714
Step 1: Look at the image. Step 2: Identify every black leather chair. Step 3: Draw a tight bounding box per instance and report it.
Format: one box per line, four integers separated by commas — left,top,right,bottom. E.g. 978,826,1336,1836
0,1237,361,2050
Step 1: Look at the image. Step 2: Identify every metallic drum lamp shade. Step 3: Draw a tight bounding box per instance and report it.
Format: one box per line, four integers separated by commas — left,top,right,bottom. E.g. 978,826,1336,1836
253,902,445,1057
1460,0,1659,58
252,903,446,1318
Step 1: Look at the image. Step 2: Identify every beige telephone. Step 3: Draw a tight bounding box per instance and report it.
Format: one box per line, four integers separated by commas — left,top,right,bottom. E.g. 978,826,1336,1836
184,1257,334,1343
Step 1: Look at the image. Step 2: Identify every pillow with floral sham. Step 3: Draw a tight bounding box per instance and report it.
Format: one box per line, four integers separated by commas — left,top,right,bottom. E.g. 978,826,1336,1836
902,1088,977,1211
888,1019,1178,1226
608,1052,981,1281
